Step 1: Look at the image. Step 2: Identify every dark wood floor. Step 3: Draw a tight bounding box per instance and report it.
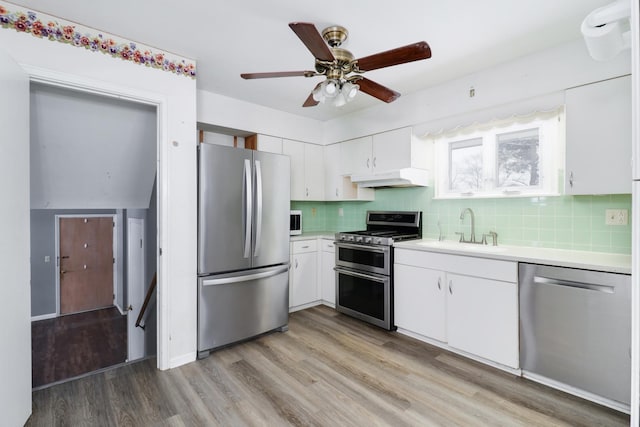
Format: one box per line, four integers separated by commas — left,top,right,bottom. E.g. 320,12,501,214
27,305,629,426
31,307,127,388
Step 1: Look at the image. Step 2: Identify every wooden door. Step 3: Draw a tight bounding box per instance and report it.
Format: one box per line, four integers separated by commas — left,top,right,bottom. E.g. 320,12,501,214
60,217,114,314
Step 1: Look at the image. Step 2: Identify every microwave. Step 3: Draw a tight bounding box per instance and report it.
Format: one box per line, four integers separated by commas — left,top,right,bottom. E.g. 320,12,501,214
290,210,302,235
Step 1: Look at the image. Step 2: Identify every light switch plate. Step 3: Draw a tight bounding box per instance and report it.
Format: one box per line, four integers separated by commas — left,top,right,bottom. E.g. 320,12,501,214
605,209,628,226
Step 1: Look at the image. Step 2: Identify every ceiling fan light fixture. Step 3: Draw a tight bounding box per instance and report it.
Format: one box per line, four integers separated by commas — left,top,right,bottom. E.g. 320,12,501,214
312,84,325,102
322,79,339,98
342,81,359,100
333,91,347,107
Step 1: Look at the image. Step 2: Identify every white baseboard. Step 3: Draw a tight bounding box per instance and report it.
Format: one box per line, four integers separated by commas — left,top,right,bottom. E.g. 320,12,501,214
522,370,630,414
321,301,336,309
114,303,126,315
170,351,196,369
289,300,322,313
395,327,521,376
31,313,57,322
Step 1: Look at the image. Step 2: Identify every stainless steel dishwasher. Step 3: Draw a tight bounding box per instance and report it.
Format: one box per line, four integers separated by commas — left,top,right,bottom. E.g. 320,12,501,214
519,263,631,407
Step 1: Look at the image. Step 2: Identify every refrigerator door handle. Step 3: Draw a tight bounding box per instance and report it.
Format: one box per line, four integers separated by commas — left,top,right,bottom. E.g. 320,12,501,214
202,265,289,286
254,159,263,257
243,158,252,259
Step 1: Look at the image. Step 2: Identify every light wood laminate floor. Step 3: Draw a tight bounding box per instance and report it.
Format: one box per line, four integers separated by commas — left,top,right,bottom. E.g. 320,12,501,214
27,305,629,426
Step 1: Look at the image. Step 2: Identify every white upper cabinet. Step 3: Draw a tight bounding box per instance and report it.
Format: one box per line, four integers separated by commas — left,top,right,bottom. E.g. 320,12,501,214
324,143,374,201
255,134,283,154
341,136,372,175
282,139,324,200
372,127,428,171
565,75,631,194
341,127,429,176
304,143,324,200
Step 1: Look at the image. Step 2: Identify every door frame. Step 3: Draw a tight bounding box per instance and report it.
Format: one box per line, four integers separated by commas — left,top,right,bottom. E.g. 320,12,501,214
24,65,168,368
127,217,146,361
55,214,118,316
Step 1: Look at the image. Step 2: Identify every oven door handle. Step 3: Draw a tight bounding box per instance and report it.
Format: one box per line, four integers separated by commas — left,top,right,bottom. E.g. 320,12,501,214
335,243,390,253
334,267,387,283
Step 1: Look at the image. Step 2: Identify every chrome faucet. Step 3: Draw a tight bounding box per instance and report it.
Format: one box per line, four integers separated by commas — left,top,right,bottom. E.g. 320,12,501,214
458,208,476,243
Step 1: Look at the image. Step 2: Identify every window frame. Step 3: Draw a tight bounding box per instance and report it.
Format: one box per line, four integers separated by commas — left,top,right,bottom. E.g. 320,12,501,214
433,109,564,199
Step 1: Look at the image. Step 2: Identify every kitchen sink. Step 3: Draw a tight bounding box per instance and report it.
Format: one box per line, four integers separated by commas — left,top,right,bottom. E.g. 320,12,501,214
416,240,507,253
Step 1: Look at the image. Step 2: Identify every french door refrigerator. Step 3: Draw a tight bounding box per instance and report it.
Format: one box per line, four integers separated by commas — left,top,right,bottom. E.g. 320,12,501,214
197,143,290,358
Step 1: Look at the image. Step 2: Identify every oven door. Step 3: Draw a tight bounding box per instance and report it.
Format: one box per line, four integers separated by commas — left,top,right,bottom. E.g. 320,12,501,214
334,266,393,330
335,242,390,276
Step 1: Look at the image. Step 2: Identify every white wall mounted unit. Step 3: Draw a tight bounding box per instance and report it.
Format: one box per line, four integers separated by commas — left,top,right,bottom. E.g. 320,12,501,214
350,168,429,188
582,0,631,61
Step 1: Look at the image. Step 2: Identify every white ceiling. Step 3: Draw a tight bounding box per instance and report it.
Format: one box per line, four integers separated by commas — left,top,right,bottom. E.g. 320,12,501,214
10,0,612,121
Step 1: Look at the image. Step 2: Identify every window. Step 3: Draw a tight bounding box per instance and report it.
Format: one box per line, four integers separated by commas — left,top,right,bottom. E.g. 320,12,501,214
449,138,483,192
433,109,564,198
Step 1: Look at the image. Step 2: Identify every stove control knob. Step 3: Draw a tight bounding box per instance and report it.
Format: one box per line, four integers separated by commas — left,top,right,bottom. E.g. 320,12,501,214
364,237,372,244
374,238,382,244
347,235,355,241
355,236,363,243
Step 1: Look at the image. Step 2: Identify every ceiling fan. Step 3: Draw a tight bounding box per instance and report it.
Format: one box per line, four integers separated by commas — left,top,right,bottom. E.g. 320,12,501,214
240,22,432,107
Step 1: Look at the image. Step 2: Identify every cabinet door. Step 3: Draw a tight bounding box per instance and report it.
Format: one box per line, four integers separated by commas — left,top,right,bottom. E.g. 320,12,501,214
341,136,372,175
304,143,324,200
282,139,306,200
321,250,336,306
324,144,341,200
394,264,446,341
290,252,318,308
256,134,283,154
372,127,412,172
446,273,519,368
565,75,631,194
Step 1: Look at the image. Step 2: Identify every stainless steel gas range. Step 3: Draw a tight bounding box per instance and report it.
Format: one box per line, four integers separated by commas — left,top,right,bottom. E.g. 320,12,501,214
334,211,422,330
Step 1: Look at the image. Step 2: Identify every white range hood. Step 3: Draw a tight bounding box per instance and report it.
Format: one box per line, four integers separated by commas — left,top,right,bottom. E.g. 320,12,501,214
350,168,429,188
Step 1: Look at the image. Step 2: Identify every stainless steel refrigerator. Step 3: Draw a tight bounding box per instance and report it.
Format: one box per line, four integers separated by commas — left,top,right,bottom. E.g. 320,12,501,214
197,143,290,358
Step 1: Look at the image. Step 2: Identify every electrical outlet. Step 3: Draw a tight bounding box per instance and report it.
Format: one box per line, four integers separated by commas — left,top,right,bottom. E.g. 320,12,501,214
311,207,317,217
338,208,344,217
605,209,628,226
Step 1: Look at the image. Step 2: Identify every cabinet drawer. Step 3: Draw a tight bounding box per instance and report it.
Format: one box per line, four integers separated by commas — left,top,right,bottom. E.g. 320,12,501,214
395,248,517,283
321,239,335,253
292,239,318,254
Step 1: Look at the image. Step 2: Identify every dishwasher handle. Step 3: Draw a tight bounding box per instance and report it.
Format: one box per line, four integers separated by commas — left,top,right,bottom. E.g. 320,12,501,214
533,276,614,294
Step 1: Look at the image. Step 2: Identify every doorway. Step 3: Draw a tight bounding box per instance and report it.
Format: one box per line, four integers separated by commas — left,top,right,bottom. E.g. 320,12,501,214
29,81,158,387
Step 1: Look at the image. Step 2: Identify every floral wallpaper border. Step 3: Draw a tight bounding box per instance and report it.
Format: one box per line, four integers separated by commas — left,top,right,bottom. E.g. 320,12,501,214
0,2,196,79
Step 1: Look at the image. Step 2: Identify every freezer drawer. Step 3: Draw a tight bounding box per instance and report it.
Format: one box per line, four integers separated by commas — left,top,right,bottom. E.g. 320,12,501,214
198,264,289,355
519,263,631,405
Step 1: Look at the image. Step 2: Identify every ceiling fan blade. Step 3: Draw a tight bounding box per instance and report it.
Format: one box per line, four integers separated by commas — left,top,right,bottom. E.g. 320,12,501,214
356,41,431,72
356,77,401,103
241,71,316,79
302,83,321,107
289,22,335,62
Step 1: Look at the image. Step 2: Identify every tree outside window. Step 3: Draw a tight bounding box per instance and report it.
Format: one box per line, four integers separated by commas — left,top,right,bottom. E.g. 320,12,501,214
497,128,540,188
449,138,483,192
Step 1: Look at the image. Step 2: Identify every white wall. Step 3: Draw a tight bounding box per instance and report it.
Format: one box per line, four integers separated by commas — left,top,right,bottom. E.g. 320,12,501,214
322,39,631,143
197,90,323,144
0,27,197,369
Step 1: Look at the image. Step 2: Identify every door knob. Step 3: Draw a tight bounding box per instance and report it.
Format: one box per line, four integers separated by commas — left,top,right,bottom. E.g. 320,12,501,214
127,305,133,311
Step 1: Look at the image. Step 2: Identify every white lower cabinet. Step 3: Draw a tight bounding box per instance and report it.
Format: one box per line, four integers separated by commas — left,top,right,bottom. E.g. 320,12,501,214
289,239,319,311
394,264,446,341
394,248,519,369
320,239,336,307
446,273,519,368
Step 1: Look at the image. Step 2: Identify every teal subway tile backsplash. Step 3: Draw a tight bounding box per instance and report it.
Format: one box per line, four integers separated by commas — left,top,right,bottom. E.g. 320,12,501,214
291,188,632,254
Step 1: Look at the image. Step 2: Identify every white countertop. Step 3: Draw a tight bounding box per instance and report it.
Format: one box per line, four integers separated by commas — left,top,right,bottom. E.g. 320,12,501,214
290,231,335,241
394,239,631,274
